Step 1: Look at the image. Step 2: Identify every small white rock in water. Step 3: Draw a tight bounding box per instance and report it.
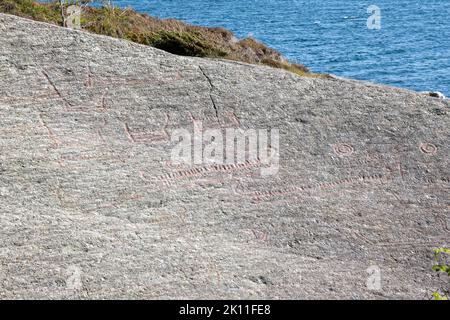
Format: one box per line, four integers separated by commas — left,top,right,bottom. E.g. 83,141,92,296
424,91,446,99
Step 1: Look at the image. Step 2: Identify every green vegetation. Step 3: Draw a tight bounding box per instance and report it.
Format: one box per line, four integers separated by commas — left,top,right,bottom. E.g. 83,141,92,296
0,0,61,23
0,0,325,77
432,248,450,300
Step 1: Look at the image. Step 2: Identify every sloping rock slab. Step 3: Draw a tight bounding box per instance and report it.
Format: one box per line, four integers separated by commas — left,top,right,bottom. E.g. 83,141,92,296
0,13,449,299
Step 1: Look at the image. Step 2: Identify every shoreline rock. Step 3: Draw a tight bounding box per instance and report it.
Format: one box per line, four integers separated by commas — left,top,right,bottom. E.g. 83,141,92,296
422,91,447,100
0,13,449,299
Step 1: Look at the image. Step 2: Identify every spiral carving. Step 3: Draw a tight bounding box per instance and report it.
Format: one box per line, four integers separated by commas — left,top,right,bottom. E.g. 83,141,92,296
333,143,354,156
420,143,437,155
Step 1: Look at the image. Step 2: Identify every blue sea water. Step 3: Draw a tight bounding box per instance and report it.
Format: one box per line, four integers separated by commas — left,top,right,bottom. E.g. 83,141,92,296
112,1,449,95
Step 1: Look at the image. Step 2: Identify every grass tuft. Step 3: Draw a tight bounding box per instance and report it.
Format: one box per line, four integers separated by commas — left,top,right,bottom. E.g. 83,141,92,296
0,0,325,77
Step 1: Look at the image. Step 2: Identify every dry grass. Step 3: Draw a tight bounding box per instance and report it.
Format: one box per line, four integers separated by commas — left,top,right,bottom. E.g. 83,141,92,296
0,0,325,77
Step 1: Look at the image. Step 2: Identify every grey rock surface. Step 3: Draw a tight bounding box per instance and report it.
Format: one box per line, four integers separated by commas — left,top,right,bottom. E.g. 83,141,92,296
0,13,449,299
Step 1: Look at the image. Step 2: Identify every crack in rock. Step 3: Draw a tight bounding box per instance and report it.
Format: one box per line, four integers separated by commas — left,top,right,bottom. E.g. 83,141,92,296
199,65,219,121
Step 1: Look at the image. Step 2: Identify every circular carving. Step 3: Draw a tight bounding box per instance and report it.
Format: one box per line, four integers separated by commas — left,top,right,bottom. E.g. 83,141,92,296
333,143,354,156
164,160,187,170
420,143,437,155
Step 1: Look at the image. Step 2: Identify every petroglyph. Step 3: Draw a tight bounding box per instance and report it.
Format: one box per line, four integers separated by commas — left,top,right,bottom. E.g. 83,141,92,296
164,160,187,170
225,111,241,127
131,130,169,143
420,143,438,155
319,152,387,168
81,75,157,87
250,229,269,242
57,151,127,168
84,65,94,88
233,174,392,202
1,14,449,299
0,93,59,104
38,113,61,147
123,122,136,143
41,70,73,110
53,91,110,114
122,113,170,145
333,143,355,157
157,159,265,187
187,111,242,129
0,124,39,135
